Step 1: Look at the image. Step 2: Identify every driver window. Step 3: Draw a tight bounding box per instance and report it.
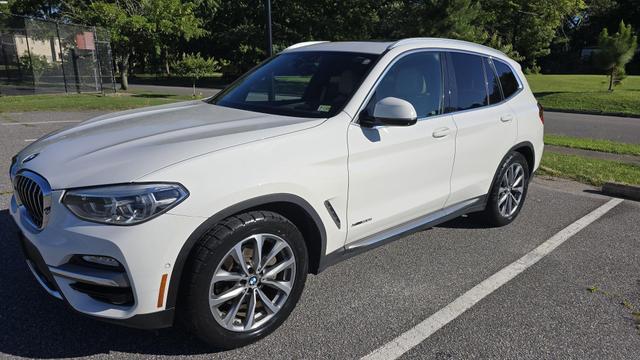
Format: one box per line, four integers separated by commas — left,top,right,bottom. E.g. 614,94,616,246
365,52,444,119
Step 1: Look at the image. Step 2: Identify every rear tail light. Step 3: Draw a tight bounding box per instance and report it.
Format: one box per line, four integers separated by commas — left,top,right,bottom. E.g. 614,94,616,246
537,102,544,124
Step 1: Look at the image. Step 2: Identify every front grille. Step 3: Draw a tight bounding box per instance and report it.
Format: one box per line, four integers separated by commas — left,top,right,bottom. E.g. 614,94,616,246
14,172,50,229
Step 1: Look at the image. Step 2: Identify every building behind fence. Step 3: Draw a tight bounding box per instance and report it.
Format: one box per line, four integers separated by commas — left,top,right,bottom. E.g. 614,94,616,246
0,13,116,95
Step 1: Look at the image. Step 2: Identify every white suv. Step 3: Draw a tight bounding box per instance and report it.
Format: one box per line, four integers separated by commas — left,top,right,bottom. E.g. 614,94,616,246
9,38,543,348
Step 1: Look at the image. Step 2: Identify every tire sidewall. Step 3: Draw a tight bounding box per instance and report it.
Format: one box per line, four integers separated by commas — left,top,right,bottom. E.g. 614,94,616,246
186,214,308,348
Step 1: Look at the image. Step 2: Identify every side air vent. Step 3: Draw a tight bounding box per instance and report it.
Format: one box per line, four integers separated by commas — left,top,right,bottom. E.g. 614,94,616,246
324,200,341,229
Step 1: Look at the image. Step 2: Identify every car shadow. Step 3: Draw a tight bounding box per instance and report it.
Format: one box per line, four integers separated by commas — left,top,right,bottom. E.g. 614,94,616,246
435,213,495,229
0,209,220,358
131,93,182,99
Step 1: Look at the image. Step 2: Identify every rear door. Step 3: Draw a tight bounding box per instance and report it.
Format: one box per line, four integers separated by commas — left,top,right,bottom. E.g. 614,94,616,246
444,52,517,206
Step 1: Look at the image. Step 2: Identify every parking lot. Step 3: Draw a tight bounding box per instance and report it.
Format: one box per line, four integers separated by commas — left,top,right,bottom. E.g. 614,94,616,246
1,112,639,359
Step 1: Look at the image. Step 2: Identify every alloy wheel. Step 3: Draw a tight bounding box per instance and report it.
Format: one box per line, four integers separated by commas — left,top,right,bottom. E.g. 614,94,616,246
498,163,525,217
208,233,296,332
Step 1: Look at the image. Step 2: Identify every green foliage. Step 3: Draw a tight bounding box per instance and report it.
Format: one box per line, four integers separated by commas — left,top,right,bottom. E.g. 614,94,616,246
5,0,60,19
63,0,206,88
173,54,219,79
172,53,218,95
594,21,638,90
527,74,640,117
11,0,637,79
481,0,586,69
206,0,494,76
540,152,640,186
544,134,640,156
18,53,51,85
377,0,486,42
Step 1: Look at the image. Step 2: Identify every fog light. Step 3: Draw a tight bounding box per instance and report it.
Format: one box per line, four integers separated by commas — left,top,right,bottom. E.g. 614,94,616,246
82,255,121,268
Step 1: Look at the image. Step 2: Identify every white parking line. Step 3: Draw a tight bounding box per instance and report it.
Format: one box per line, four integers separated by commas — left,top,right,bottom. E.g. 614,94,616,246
24,139,37,142
362,197,624,360
1,120,81,125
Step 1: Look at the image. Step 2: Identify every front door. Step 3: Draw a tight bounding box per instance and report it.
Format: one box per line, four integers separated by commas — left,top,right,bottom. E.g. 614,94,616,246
346,51,457,244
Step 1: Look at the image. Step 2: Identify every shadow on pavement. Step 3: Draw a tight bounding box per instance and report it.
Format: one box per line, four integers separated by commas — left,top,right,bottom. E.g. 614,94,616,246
0,209,219,358
436,213,494,229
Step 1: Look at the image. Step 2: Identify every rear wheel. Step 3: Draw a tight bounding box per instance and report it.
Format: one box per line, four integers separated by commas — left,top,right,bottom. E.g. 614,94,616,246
481,151,530,226
180,211,308,349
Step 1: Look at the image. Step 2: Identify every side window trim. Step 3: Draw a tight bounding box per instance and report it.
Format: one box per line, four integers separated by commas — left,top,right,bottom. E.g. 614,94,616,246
354,48,525,122
442,52,457,114
424,47,525,94
484,57,505,103
480,54,490,106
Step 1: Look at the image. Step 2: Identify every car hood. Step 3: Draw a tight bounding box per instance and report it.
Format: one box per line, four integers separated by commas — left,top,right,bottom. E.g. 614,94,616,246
14,100,324,189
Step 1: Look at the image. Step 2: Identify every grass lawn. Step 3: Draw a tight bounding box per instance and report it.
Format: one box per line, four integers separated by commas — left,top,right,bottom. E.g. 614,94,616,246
0,92,199,113
544,134,640,156
526,74,640,117
539,152,640,186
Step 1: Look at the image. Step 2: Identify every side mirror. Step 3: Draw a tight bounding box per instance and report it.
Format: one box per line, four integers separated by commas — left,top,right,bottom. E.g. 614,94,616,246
360,97,418,128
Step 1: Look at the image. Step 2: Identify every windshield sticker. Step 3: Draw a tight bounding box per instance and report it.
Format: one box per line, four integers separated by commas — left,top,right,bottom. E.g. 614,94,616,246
317,105,332,112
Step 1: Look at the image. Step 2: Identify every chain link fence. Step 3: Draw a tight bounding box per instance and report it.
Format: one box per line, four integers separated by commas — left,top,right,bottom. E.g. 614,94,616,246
0,13,116,95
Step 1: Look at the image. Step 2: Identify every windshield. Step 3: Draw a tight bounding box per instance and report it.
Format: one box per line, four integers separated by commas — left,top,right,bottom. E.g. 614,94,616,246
209,51,379,118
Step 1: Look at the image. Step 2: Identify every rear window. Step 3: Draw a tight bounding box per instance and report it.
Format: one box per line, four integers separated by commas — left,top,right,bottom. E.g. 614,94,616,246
493,60,520,99
448,52,488,111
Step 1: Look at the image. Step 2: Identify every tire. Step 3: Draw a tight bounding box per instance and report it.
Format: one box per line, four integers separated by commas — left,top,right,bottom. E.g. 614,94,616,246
180,211,308,349
480,151,530,227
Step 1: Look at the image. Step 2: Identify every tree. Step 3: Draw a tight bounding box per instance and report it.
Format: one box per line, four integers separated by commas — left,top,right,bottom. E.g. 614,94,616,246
19,53,52,86
376,0,487,42
5,0,62,19
172,53,218,96
64,0,206,90
144,0,207,75
480,0,586,70
594,20,637,90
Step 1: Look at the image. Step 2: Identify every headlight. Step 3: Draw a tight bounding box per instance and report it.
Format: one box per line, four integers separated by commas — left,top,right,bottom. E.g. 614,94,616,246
62,183,188,225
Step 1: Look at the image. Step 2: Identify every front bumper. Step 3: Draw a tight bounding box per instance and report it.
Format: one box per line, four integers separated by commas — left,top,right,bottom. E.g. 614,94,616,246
10,191,204,329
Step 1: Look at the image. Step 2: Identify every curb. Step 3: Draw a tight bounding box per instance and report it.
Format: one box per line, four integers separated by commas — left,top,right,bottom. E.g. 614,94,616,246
602,182,640,201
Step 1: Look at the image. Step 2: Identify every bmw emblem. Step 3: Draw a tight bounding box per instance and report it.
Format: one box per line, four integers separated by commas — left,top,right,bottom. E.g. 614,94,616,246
22,153,39,164
248,276,258,286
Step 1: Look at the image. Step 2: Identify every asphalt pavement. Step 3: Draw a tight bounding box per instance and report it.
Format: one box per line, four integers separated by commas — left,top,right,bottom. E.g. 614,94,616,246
544,111,640,144
1,110,639,359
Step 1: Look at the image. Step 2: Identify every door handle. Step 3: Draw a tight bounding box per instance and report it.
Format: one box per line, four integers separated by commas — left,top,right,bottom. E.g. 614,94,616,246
500,114,514,122
432,127,450,138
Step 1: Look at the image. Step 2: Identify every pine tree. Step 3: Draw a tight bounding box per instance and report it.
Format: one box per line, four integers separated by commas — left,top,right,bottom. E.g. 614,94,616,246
594,21,638,91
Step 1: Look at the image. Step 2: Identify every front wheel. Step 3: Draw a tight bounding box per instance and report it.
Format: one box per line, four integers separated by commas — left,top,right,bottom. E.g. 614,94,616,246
180,211,308,349
481,151,530,227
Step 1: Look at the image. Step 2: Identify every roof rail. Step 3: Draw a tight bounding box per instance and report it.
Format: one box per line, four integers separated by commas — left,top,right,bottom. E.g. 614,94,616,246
284,41,329,51
387,37,507,57
387,38,439,50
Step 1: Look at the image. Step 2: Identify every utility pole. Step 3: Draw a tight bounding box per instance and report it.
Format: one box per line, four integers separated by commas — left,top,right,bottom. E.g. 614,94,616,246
264,0,273,57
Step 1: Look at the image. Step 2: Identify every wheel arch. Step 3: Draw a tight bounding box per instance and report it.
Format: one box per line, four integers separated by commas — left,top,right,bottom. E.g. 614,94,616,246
487,141,535,194
512,141,535,175
165,193,327,309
